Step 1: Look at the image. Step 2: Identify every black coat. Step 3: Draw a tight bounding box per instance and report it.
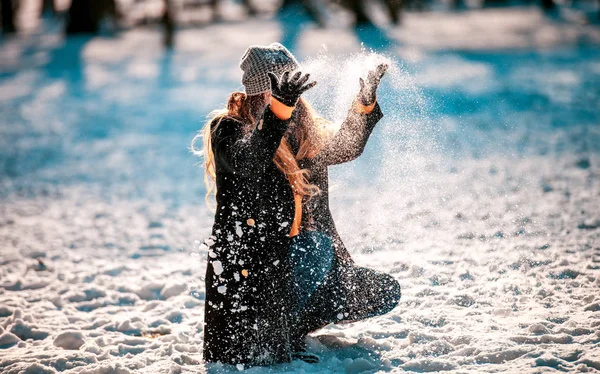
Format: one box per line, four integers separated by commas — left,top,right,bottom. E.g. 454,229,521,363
203,101,387,366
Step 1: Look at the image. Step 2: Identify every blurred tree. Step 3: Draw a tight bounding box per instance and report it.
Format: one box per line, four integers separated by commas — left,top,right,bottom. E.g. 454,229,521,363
241,0,259,15
541,0,555,10
163,0,174,47
336,0,372,25
483,0,510,8
66,0,99,33
208,0,219,18
66,0,120,34
1,0,17,33
451,0,465,10
405,0,426,11
382,0,402,24
40,0,55,16
281,0,323,26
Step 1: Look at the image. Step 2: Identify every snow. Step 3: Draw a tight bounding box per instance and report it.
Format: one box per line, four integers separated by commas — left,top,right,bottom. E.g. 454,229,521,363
54,331,86,350
1,2,600,374
0,331,21,349
212,261,224,276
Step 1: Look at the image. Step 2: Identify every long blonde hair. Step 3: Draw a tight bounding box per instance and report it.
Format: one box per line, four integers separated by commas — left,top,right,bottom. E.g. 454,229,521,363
192,92,331,210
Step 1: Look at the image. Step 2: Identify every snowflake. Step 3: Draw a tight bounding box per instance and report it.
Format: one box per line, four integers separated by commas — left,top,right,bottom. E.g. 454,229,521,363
212,260,223,275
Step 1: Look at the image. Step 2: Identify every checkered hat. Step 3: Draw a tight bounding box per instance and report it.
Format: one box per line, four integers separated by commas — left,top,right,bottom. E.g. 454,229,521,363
240,43,301,96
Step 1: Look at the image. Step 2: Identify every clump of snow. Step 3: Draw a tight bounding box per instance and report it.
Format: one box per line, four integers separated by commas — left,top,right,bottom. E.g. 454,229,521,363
160,283,188,299
19,363,57,374
211,261,224,276
0,306,13,318
0,332,20,349
8,319,49,341
135,283,165,301
53,331,85,350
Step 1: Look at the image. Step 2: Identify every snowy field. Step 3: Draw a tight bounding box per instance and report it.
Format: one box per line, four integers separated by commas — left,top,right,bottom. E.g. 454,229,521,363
1,5,600,373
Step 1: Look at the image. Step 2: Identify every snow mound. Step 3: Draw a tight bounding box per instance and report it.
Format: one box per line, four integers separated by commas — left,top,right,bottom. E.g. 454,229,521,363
53,331,85,350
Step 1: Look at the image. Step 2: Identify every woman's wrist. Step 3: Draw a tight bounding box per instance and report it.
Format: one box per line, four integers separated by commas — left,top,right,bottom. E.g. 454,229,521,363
354,97,377,114
270,97,295,120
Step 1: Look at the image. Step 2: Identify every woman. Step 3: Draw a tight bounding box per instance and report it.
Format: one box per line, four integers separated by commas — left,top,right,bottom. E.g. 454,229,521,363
194,43,401,367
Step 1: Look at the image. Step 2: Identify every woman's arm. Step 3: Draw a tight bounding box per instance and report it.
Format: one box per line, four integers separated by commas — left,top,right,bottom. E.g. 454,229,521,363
311,101,383,166
312,63,388,167
212,105,290,177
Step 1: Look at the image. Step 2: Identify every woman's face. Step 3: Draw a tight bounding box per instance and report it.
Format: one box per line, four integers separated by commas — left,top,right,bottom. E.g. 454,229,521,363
262,92,271,107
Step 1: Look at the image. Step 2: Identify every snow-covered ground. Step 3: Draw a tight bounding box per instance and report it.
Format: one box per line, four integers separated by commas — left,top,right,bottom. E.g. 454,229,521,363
1,5,600,373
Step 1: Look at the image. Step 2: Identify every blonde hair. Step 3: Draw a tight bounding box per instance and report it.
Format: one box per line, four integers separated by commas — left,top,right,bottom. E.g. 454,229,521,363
191,92,332,210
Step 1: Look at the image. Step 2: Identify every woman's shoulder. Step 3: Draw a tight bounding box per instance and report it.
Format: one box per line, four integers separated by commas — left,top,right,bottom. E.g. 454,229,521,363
211,112,244,125
210,113,244,127
210,114,249,145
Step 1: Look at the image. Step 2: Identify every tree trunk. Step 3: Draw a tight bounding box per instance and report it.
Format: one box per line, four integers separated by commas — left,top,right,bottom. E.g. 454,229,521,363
1,0,16,33
66,0,99,34
384,0,402,24
242,0,258,15
281,0,322,26
541,0,555,10
41,0,55,16
281,0,299,7
344,0,371,26
162,0,174,48
451,0,465,9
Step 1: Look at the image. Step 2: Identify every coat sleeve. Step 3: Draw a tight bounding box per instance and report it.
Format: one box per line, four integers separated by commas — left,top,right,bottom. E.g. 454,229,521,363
311,101,383,167
212,106,291,177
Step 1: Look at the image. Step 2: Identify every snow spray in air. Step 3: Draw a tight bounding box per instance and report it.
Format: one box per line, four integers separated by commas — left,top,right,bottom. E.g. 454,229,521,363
300,51,444,249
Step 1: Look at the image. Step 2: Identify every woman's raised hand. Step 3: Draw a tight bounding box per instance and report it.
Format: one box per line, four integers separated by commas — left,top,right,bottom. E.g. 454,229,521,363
358,63,389,106
268,71,317,107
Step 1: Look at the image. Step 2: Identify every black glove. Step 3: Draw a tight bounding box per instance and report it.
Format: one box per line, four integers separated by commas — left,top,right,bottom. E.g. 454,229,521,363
358,63,388,106
268,71,317,107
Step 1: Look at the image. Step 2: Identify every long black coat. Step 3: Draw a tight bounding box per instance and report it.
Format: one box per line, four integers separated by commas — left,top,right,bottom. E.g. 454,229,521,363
203,101,391,367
